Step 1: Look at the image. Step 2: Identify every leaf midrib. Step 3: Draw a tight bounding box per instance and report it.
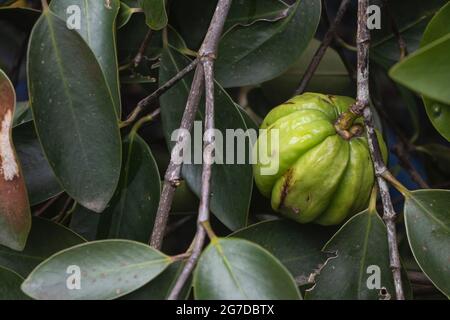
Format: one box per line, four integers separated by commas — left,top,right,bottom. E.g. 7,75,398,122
44,12,91,174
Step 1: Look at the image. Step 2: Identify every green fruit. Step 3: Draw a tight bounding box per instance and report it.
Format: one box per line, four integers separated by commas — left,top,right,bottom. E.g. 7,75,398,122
253,93,387,226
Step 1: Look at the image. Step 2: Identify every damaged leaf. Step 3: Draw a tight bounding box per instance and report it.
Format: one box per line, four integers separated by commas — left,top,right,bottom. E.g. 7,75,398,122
231,219,335,286
306,209,397,300
0,69,31,251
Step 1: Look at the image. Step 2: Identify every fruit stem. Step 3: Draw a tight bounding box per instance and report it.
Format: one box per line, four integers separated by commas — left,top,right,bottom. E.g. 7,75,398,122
334,109,362,140
368,186,378,212
381,171,412,197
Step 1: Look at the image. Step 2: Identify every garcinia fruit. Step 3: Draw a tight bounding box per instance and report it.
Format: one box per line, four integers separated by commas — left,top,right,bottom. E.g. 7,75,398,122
253,93,387,226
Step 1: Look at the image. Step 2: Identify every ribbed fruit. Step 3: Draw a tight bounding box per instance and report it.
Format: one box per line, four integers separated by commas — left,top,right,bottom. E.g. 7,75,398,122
253,93,387,225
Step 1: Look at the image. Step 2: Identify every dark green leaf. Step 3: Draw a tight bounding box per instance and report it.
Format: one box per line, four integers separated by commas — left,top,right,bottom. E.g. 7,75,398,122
389,3,450,142
306,209,397,300
69,205,101,241
231,219,334,286
0,68,31,251
389,34,450,105
416,144,450,176
371,0,447,66
123,261,191,299
140,0,167,30
13,121,63,205
262,39,353,105
21,240,172,300
27,10,122,212
0,217,85,277
404,190,450,297
215,0,321,87
50,0,122,114
97,133,160,242
0,266,29,300
224,0,289,31
194,238,301,299
118,1,140,29
420,2,450,141
170,0,290,50
159,48,252,231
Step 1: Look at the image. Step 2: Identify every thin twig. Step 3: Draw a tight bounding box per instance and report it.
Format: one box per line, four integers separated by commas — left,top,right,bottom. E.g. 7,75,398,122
150,65,205,248
150,0,232,250
392,144,429,189
321,1,357,82
34,193,62,216
349,0,405,300
382,0,407,60
121,59,199,128
133,29,153,68
51,196,73,223
168,57,218,300
370,91,429,189
295,0,352,95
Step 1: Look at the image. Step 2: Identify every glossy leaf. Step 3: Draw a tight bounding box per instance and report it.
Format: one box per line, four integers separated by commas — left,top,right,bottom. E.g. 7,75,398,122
0,68,30,251
140,0,167,30
0,217,85,277
232,219,334,285
97,133,160,243
262,39,353,105
50,0,122,114
123,261,191,299
389,2,450,142
13,121,62,205
423,97,450,141
0,266,28,300
170,0,290,50
215,0,321,87
389,34,450,105
159,48,252,231
371,0,447,66
117,1,140,29
421,2,450,141
27,10,122,212
404,190,450,297
21,240,172,300
306,209,397,300
224,0,289,30
194,238,301,299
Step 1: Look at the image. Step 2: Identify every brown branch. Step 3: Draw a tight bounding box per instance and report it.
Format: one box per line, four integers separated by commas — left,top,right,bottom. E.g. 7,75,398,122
34,193,63,216
295,0,352,95
121,58,199,128
150,0,232,250
168,58,218,300
351,0,405,300
150,65,205,249
133,29,153,68
164,0,233,299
